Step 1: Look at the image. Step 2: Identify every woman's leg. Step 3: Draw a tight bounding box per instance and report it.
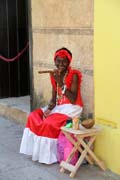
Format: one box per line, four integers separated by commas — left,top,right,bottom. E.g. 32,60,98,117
26,108,44,134
37,113,69,138
26,109,68,138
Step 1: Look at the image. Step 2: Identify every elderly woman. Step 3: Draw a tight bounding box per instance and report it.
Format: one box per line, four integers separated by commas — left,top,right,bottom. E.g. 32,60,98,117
20,47,83,164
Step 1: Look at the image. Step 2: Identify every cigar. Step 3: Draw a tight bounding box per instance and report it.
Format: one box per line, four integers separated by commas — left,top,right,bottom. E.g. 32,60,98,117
38,70,54,74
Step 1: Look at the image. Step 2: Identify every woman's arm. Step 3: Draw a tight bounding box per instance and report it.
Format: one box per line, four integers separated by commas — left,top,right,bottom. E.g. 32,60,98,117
47,87,56,110
44,88,56,117
64,74,78,104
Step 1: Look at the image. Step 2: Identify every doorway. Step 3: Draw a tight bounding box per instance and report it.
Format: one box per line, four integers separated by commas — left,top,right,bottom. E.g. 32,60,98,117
0,0,30,98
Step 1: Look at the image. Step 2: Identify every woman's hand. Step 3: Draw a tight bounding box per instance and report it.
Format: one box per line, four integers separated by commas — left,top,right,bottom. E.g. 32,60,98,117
51,69,64,87
44,109,51,118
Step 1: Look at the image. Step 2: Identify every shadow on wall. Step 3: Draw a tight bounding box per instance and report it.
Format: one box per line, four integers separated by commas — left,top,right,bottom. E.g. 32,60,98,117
32,91,46,110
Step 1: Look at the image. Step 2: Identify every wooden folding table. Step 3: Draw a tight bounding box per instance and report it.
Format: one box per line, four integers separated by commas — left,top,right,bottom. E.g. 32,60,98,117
60,126,106,177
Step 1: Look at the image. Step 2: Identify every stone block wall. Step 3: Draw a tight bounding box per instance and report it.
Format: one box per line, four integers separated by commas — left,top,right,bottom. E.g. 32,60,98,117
31,0,94,118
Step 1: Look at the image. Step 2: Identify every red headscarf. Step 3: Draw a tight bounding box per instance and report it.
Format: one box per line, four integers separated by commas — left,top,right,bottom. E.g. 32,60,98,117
54,49,72,63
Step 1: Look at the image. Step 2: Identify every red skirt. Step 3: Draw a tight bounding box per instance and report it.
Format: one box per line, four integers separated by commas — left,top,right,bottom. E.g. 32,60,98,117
26,108,69,138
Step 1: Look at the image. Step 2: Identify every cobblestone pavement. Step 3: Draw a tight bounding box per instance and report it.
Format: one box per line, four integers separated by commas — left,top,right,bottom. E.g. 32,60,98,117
0,116,120,180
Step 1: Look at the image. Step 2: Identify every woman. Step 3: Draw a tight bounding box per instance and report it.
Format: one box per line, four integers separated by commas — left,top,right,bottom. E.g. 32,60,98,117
20,47,83,164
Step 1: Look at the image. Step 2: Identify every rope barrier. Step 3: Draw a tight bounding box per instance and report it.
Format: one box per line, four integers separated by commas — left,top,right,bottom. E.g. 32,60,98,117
0,42,29,62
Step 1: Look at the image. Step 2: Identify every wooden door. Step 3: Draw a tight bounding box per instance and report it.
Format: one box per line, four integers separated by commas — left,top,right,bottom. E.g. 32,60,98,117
0,0,30,98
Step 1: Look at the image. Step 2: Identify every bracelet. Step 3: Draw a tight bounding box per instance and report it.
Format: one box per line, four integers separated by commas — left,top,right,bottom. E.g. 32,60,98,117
61,84,67,94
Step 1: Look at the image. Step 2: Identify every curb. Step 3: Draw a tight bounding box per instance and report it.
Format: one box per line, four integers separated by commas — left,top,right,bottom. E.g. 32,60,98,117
0,103,28,125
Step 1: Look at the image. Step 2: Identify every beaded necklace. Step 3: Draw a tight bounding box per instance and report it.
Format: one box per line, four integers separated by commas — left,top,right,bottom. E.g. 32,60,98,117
56,70,68,105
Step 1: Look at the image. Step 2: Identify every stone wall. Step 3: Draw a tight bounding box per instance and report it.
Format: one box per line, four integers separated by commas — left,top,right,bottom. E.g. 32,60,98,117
31,0,94,118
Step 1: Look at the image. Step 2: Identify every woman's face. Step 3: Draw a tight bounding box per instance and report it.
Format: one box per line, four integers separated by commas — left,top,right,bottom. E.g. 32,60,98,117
55,56,70,72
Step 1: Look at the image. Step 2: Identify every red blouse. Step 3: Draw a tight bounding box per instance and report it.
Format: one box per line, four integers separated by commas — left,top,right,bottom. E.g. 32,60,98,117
50,67,83,107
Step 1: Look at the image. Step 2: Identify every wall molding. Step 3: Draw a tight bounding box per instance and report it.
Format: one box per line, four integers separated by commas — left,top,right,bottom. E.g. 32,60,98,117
32,27,93,35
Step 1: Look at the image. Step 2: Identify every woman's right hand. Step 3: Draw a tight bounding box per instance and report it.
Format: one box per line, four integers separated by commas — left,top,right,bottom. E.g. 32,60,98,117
51,69,63,87
44,109,51,118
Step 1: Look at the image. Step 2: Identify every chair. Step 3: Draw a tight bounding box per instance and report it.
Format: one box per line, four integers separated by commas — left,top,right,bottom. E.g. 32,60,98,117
60,125,106,177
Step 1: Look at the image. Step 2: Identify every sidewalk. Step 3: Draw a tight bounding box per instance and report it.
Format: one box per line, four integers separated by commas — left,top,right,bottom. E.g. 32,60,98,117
0,117,120,180
0,96,120,180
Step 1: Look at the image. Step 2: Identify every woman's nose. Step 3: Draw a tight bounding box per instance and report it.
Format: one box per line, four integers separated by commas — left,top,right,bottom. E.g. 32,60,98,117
59,60,64,65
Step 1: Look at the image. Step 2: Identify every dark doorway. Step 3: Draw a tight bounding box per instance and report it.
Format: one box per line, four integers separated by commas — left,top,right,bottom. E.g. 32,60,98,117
0,0,30,98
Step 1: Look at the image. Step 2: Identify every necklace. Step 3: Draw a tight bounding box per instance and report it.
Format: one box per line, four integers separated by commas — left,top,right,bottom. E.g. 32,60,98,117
56,70,68,105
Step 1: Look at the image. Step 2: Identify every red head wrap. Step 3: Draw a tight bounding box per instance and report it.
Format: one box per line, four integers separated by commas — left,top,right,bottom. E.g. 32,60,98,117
54,49,72,63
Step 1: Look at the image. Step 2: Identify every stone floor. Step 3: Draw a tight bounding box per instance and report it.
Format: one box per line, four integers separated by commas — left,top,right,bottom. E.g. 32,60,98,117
0,116,120,180
0,95,30,113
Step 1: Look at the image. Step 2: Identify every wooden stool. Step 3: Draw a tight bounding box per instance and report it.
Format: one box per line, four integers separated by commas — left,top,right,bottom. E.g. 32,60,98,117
60,126,106,178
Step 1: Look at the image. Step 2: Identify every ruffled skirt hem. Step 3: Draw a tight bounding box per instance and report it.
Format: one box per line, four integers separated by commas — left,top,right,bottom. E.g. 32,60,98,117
20,128,58,164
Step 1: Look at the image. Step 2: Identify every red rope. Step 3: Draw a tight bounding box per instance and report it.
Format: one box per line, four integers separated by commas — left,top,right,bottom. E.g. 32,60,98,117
0,42,29,62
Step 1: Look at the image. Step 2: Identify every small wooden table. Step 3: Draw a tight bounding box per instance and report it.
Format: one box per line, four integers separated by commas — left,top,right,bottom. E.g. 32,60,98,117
60,126,106,177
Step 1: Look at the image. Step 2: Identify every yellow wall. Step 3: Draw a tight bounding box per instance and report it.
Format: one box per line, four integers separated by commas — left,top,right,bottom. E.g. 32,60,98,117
94,0,120,174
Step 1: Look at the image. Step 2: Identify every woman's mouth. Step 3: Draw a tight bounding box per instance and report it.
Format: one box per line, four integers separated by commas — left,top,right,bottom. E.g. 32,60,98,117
58,66,65,69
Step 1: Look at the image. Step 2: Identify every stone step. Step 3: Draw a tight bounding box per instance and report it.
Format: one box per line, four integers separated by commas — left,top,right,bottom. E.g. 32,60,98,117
0,96,30,125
